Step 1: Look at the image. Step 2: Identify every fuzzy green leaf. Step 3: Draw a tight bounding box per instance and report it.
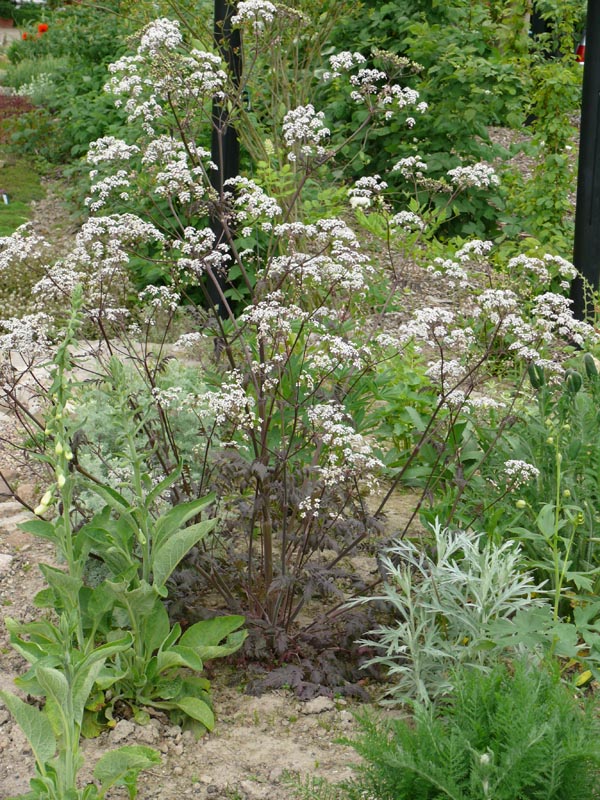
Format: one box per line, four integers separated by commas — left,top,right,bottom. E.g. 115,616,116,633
93,744,161,792
172,696,215,730
153,493,216,550
152,520,216,589
179,615,246,657
0,690,56,766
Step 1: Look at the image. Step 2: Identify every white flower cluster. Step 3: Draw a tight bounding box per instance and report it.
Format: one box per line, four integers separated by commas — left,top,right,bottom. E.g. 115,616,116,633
322,51,366,81
447,163,499,190
0,313,50,359
151,385,183,409
425,358,467,386
474,289,519,325
308,403,383,488
86,169,131,212
508,254,551,285
455,239,493,262
231,0,276,31
138,285,180,312
348,175,388,210
269,218,371,293
530,292,596,348
138,17,182,55
427,258,470,290
0,224,49,274
389,211,426,232
503,460,540,489
349,70,426,122
282,104,330,163
199,371,256,429
397,307,456,348
106,21,227,135
392,155,428,180
171,226,230,278
239,292,307,343
224,177,282,232
87,136,140,166
307,333,369,375
35,214,164,311
507,253,578,292
141,135,212,204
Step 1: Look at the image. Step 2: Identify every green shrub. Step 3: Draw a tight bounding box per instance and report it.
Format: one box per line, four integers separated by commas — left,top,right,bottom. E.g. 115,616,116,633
297,660,600,800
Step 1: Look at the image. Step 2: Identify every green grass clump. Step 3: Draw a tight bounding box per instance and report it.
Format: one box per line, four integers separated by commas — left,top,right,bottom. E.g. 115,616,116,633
0,152,45,235
297,660,600,800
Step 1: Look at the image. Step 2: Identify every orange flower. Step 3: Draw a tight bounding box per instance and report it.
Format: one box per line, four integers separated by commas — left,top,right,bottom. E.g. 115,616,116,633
21,32,27,39
37,22,48,33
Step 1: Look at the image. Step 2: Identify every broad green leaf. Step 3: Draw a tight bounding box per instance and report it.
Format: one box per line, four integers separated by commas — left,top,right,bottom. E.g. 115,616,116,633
187,630,247,661
173,696,215,730
72,636,132,724
156,646,203,674
179,615,246,649
0,690,56,766
17,518,57,542
39,564,82,610
141,601,170,655
153,493,216,550
85,483,130,512
36,666,69,708
93,745,161,791
152,520,216,589
159,622,182,654
536,503,562,540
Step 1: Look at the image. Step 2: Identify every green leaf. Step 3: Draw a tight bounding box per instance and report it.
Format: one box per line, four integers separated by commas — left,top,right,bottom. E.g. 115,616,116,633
93,745,161,792
36,666,69,708
172,696,215,730
156,646,203,675
0,690,56,766
153,493,216,550
152,520,216,589
17,518,57,542
39,564,82,610
140,601,170,655
536,503,558,540
179,615,246,650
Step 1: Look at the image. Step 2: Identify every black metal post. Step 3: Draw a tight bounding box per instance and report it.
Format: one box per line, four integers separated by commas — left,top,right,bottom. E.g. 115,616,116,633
571,0,600,321
209,0,241,317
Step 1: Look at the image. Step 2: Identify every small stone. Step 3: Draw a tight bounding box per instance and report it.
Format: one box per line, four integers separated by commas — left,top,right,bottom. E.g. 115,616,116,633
173,766,183,776
269,766,284,782
110,719,135,743
0,553,13,573
167,724,182,738
205,785,219,796
136,724,159,744
171,743,183,756
339,710,353,725
301,696,335,715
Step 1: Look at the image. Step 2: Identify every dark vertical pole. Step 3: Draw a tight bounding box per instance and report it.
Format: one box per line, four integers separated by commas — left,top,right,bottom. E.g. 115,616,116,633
209,1,241,317
571,1,600,321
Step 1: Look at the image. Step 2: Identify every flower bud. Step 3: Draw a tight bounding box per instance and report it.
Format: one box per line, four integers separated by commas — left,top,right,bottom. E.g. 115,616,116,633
40,490,53,507
56,472,66,488
516,499,527,509
55,441,63,456
562,489,571,499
